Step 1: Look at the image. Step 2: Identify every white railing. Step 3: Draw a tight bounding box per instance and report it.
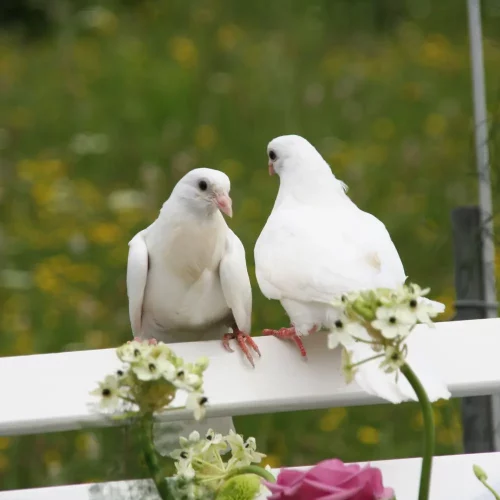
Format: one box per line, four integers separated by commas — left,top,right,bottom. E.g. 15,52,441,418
1,318,500,499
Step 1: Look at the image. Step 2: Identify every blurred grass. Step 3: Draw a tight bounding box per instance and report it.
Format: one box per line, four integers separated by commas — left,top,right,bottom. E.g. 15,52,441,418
1,0,500,491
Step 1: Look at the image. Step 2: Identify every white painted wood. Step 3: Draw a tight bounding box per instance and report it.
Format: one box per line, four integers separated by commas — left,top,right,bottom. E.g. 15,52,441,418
1,318,500,436
1,452,499,499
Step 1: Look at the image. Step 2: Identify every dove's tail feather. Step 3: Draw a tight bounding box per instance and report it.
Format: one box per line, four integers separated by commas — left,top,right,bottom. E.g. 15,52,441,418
351,343,450,404
154,416,235,456
419,296,446,313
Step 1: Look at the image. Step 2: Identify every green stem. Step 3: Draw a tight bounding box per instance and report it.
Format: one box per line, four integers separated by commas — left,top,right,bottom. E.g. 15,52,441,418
474,465,500,499
193,457,225,473
350,353,384,368
480,480,500,500
225,465,276,483
401,363,434,500
351,336,381,346
139,414,174,500
111,411,139,421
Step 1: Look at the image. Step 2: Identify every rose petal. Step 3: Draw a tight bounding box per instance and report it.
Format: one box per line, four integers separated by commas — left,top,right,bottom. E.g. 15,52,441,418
379,487,396,500
277,468,307,487
267,460,394,500
336,467,377,489
302,478,365,498
320,485,368,500
266,467,308,497
305,459,361,486
363,464,396,499
301,478,347,494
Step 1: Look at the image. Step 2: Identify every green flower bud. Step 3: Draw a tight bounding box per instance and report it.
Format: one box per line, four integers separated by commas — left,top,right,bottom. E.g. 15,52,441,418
473,464,488,481
351,299,375,321
193,356,210,374
215,474,261,500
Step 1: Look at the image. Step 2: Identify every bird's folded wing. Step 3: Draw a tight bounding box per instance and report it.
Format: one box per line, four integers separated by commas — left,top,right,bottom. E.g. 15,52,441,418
255,208,406,304
127,231,149,336
219,230,252,333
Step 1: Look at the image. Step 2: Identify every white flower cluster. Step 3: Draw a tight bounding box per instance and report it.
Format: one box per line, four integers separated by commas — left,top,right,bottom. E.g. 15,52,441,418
328,284,444,379
91,339,209,420
171,429,266,490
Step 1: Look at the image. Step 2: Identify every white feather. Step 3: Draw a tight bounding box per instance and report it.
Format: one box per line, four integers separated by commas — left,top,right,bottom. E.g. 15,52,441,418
220,230,252,334
126,229,150,336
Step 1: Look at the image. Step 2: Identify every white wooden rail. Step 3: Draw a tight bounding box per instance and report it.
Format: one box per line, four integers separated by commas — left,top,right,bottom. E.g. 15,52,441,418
1,317,500,499
1,318,500,435
2,453,500,500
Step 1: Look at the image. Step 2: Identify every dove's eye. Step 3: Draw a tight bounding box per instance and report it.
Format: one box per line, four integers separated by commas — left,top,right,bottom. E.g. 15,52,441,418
268,150,277,161
198,180,208,191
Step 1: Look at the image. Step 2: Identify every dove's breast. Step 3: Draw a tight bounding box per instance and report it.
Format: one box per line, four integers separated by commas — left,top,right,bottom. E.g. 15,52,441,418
141,216,232,339
164,220,226,281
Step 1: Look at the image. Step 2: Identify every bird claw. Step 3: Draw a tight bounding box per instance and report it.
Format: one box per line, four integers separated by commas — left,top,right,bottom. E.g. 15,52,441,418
223,330,261,368
262,326,308,359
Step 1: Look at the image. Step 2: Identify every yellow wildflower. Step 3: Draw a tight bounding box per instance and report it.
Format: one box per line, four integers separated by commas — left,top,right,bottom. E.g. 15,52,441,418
195,125,217,150
357,426,380,445
170,37,198,69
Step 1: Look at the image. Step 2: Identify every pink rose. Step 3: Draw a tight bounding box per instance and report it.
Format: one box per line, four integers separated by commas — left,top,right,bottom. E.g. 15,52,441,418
264,459,395,500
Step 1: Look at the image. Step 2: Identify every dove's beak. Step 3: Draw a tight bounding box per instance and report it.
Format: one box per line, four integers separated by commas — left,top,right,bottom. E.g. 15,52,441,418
268,162,275,176
215,193,233,218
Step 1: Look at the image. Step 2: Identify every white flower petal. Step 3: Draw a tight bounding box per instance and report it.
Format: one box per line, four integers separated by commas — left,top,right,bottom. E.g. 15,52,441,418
371,319,386,331
327,332,340,350
173,371,201,390
347,323,371,341
186,392,208,421
132,359,163,381
175,460,195,480
188,431,200,442
90,375,122,411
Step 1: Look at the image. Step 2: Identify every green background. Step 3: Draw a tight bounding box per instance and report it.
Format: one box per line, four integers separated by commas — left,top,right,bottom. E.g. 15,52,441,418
1,0,500,491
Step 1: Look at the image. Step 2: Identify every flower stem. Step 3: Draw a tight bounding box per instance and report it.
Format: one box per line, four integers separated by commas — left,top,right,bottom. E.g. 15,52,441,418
139,414,173,500
350,353,384,368
194,457,225,473
225,465,276,483
351,336,380,345
111,411,139,421
479,480,500,500
401,363,434,500
474,466,500,500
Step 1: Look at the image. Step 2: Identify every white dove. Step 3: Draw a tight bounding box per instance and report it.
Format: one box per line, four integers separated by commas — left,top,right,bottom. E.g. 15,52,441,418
254,134,449,403
126,167,259,365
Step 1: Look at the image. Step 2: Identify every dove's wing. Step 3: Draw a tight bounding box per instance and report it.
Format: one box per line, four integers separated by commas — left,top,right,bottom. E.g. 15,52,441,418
127,230,149,336
255,204,406,304
219,229,252,333
354,210,406,284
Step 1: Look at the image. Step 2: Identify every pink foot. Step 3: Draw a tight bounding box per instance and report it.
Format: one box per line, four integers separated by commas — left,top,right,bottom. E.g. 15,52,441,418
222,329,261,368
262,326,317,359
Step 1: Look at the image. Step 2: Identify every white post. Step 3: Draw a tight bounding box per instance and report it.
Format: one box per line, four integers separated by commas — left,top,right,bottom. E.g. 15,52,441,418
466,0,500,450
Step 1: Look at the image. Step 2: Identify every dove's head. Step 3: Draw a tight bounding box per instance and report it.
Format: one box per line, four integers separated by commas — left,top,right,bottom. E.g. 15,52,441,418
174,168,233,217
266,135,348,201
267,135,327,177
